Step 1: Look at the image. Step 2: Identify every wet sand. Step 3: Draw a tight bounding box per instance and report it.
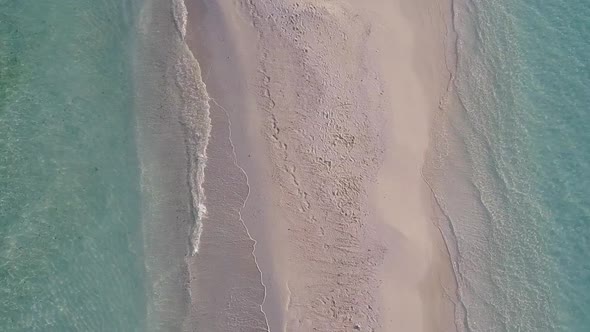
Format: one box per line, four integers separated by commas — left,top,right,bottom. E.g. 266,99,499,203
182,1,267,331
184,0,459,330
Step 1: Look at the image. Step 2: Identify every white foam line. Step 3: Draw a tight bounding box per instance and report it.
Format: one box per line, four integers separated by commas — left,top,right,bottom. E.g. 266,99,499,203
210,97,271,331
172,0,211,256
172,0,188,39
283,282,291,332
174,0,268,327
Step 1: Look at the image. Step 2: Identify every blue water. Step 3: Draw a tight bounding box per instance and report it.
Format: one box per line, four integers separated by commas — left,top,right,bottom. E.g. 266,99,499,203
428,0,590,330
0,1,148,330
1,0,214,329
3,0,588,330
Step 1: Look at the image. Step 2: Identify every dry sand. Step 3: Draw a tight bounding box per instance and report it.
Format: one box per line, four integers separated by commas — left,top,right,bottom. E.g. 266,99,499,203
185,0,459,330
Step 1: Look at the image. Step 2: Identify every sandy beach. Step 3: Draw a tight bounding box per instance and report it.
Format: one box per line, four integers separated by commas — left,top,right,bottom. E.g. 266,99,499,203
184,0,458,330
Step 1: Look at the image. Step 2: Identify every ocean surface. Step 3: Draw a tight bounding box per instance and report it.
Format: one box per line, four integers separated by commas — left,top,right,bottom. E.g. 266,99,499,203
0,0,147,330
0,0,209,331
427,0,590,331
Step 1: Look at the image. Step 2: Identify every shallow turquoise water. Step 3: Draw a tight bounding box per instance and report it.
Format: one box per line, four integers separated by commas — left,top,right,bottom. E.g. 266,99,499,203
430,0,590,330
0,1,147,330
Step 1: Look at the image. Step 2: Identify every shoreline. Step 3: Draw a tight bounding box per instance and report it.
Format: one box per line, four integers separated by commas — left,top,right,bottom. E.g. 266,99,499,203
358,0,458,330
184,0,459,330
182,0,269,330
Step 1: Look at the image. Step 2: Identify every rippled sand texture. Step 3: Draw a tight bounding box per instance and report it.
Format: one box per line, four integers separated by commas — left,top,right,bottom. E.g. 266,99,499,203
185,0,457,330
249,3,388,331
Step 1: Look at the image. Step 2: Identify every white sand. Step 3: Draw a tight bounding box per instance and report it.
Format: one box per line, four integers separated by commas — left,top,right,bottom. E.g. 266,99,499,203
186,0,459,330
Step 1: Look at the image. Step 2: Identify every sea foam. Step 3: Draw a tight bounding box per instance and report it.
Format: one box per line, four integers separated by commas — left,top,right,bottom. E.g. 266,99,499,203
172,0,212,255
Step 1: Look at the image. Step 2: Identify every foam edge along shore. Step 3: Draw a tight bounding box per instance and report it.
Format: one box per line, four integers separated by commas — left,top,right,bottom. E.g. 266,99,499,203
132,0,212,329
171,0,212,256
422,0,584,329
134,0,272,330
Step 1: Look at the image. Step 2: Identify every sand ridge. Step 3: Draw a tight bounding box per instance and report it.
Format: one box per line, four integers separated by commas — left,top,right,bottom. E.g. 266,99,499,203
245,1,391,330
185,0,458,330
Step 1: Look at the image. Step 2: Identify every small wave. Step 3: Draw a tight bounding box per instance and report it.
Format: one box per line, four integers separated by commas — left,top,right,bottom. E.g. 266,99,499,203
172,0,212,256
172,0,188,39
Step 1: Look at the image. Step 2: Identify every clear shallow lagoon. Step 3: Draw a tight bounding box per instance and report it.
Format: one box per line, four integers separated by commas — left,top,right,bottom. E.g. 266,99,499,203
0,1,147,330
428,0,590,330
1,0,209,330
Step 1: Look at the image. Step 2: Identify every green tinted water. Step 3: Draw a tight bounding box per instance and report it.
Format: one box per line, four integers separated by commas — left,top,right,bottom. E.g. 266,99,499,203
429,0,590,330
0,1,147,330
